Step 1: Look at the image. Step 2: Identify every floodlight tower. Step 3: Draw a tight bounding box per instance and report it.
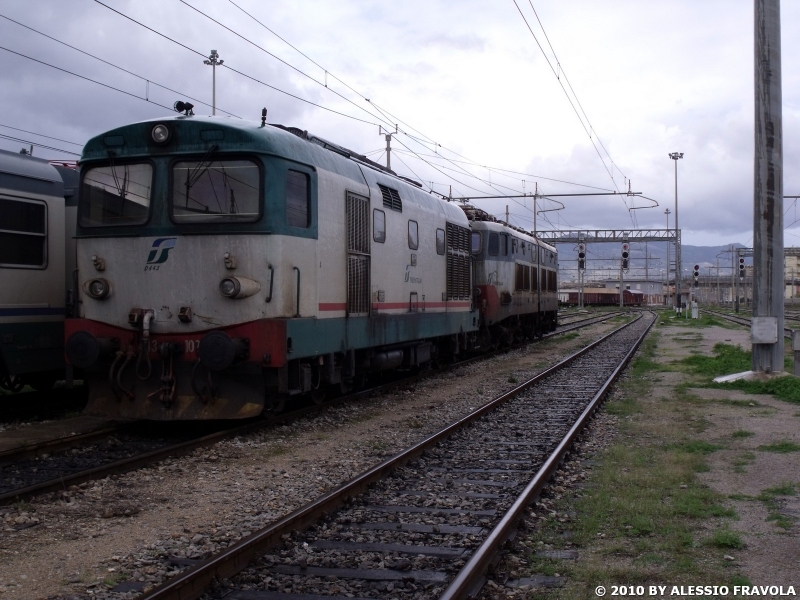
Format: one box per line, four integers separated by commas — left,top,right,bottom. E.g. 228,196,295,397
204,49,223,116
669,152,683,313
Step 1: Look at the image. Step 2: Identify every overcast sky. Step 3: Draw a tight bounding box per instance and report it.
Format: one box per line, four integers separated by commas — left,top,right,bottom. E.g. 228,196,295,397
1,0,798,247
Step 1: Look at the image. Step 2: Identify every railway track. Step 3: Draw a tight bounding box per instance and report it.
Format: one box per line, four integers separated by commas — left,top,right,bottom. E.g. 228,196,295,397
705,309,794,338
0,312,626,506
133,311,655,600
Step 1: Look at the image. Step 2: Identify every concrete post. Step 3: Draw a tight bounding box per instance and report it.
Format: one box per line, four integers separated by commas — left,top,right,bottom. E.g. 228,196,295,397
752,0,784,372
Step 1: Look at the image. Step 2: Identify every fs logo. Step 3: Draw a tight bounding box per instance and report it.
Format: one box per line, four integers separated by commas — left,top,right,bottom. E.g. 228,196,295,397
146,238,177,265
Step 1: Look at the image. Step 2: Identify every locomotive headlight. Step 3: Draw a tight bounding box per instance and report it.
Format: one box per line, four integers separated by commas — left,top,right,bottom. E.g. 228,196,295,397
151,123,171,144
219,276,261,299
86,278,110,299
219,278,240,298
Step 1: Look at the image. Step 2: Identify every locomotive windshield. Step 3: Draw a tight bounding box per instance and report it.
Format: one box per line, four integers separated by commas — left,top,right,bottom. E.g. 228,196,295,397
171,159,260,223
80,163,152,227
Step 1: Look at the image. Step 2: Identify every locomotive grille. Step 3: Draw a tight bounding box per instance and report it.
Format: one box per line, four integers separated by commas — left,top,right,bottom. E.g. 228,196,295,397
346,192,370,316
346,193,370,254
377,184,402,212
446,222,471,300
347,255,370,315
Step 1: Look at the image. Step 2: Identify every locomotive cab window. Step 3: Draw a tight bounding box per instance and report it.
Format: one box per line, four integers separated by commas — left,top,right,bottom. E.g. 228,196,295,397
80,162,153,227
171,158,260,223
373,209,386,243
408,220,419,250
471,232,482,254
500,233,508,256
488,232,499,256
286,170,309,228
0,197,46,268
436,228,445,255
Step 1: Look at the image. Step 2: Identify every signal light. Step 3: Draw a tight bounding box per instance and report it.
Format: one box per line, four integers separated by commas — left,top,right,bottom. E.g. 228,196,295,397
577,243,586,270
621,242,629,270
693,264,700,287
739,257,746,279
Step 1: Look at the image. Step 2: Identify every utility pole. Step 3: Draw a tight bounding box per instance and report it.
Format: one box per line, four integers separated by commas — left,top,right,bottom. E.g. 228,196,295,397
752,0,784,372
669,153,683,314
665,208,671,308
379,125,398,170
203,50,223,116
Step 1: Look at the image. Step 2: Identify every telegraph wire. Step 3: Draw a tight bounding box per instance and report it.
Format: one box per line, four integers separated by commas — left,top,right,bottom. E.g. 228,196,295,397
0,13,240,118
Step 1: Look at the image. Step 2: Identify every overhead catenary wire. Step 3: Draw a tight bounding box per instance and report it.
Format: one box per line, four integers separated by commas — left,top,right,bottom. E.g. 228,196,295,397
0,45,175,112
91,0,383,127
511,0,638,227
0,123,82,146
0,13,240,118
181,0,618,205
0,133,81,156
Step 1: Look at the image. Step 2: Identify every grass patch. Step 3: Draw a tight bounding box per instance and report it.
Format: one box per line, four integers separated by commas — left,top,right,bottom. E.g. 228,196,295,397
507,375,518,384
731,429,754,438
706,527,745,549
660,313,734,329
681,343,800,403
673,440,723,454
682,343,751,376
757,483,797,530
758,440,800,453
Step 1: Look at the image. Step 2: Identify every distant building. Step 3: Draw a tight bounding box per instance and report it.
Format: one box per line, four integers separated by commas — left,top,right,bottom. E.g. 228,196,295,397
603,279,664,306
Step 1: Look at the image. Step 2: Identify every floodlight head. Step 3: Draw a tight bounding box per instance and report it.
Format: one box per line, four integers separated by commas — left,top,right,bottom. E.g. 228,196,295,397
174,100,194,116
669,152,684,160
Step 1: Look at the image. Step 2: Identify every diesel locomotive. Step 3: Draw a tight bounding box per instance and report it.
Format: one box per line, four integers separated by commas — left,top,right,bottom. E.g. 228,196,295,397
64,113,557,420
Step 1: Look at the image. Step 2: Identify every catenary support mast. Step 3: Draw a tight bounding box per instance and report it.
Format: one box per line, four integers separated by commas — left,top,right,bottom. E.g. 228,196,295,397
752,0,784,371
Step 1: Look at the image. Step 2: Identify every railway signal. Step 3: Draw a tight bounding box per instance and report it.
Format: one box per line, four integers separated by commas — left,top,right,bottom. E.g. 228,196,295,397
739,257,746,279
621,242,629,270
693,264,700,286
577,243,586,270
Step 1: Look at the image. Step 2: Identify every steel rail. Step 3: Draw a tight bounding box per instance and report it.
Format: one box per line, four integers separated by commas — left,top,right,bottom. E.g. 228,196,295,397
0,425,123,468
705,309,793,338
137,313,646,600
0,312,622,504
440,311,655,599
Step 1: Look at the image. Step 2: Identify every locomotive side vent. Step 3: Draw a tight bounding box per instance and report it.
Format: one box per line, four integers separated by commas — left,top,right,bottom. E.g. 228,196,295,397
446,222,471,301
378,184,402,212
346,192,370,316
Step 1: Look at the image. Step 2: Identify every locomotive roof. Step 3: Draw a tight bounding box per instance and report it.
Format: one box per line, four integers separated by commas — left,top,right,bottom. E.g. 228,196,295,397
462,205,556,253
0,148,65,198
82,115,468,224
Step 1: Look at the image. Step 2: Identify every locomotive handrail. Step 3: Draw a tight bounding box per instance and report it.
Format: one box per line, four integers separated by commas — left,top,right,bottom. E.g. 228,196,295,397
265,264,274,303
293,266,301,317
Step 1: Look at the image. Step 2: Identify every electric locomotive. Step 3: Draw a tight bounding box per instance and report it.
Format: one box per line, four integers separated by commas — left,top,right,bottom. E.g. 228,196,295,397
65,114,480,420
465,207,558,346
0,149,78,392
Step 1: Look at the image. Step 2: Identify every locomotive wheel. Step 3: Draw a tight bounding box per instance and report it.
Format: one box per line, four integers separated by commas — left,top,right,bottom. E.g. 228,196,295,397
265,396,287,413
310,387,327,405
28,373,60,392
0,375,25,393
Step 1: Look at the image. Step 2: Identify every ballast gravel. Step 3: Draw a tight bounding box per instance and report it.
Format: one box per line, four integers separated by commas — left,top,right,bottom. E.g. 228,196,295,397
0,319,622,599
